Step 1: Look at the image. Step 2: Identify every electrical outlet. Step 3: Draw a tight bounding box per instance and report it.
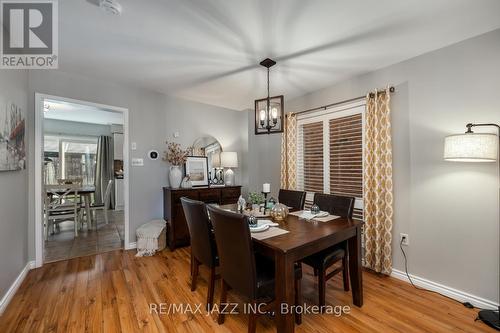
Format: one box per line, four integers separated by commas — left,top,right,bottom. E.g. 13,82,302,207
400,233,409,246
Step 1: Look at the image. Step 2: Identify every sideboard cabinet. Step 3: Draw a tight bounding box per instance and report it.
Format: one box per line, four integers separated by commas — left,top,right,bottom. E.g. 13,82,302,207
163,186,242,250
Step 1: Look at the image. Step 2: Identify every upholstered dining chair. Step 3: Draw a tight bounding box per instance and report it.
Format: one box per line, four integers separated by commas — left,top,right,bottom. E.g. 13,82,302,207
302,193,355,306
207,205,302,333
278,189,306,212
181,197,219,310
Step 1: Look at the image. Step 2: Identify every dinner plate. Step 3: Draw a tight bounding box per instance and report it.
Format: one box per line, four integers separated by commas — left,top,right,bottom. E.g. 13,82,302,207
249,224,270,233
315,211,329,218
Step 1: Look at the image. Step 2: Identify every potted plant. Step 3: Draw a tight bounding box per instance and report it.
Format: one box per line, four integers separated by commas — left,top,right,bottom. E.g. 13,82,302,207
248,192,265,210
163,141,191,189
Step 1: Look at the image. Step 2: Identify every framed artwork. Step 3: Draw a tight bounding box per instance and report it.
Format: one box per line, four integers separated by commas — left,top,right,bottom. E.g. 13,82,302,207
185,156,209,187
0,100,25,171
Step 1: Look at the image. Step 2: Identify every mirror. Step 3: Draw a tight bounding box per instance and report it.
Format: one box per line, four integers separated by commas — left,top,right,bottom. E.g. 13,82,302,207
192,136,224,185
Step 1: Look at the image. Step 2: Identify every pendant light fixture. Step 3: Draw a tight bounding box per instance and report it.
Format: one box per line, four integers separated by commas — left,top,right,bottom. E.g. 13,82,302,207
254,58,284,135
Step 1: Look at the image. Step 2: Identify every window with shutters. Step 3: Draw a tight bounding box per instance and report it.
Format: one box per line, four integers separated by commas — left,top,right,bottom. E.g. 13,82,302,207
297,101,365,220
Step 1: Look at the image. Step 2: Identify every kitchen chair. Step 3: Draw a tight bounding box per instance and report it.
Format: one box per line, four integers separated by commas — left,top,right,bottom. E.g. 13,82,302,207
278,189,306,211
181,197,219,310
44,184,81,239
57,178,83,185
84,179,113,229
207,205,302,333
302,193,355,306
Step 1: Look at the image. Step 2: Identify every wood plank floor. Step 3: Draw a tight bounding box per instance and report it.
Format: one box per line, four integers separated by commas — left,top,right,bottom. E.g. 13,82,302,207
0,247,494,333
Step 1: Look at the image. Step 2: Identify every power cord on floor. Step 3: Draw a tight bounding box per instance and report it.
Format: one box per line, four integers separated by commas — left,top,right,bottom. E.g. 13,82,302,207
399,238,486,311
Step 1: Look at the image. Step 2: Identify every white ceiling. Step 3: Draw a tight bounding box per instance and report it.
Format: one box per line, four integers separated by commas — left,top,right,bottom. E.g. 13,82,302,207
44,99,124,125
58,0,500,110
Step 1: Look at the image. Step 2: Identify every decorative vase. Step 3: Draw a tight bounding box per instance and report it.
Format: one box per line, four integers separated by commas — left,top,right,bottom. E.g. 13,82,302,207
271,203,289,221
169,165,183,189
181,176,192,189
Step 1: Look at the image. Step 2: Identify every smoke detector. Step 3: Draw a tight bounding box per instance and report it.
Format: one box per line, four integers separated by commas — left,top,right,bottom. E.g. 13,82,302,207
99,0,122,15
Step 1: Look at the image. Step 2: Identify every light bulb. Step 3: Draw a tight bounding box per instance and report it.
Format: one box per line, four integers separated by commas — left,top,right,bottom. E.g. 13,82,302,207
260,109,266,121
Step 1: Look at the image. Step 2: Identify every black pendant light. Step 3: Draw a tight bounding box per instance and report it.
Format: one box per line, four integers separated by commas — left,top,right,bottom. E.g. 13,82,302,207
254,58,284,135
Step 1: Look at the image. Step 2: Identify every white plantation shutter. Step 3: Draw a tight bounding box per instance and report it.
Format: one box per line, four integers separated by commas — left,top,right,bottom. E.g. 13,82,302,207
296,102,365,220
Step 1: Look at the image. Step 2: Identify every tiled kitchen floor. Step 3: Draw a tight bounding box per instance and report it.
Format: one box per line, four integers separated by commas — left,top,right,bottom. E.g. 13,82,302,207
44,210,124,263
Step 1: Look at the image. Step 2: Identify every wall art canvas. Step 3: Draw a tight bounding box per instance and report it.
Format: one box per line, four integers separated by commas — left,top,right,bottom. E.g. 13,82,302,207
184,156,209,187
0,100,25,171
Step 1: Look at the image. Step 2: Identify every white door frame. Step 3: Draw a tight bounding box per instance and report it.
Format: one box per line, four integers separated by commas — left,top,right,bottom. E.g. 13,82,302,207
34,93,131,268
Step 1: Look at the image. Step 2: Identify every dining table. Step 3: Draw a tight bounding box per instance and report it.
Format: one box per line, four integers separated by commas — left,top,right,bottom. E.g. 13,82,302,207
220,204,364,333
45,185,96,229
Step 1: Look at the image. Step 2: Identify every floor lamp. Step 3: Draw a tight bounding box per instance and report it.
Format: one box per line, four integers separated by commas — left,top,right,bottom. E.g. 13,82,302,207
444,122,500,330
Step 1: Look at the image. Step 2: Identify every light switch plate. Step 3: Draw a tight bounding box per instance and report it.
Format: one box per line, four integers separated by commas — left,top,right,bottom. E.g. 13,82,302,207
131,142,137,150
131,158,144,166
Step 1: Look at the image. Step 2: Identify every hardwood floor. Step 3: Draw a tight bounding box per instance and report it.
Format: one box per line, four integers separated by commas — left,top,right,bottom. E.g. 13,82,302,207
0,247,494,333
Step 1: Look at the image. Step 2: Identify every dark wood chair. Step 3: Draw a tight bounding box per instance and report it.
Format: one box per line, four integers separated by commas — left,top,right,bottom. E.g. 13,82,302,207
278,189,306,212
302,193,355,306
180,197,218,310
207,205,302,333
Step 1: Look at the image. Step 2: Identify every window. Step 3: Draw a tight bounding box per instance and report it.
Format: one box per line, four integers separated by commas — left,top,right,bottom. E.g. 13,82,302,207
43,135,98,185
297,101,365,220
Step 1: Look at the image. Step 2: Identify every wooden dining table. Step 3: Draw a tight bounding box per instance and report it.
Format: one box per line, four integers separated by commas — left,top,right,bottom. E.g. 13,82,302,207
220,204,364,333
45,185,96,228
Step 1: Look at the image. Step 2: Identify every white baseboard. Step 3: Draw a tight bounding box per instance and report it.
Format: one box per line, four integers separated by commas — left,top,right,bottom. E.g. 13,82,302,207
125,242,137,250
0,260,35,315
391,269,498,310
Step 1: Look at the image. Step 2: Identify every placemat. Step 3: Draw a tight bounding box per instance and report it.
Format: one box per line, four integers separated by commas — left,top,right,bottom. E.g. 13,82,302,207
251,227,289,240
289,210,340,223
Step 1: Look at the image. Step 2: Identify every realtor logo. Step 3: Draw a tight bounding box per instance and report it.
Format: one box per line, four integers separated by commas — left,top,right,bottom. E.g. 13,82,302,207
1,0,58,68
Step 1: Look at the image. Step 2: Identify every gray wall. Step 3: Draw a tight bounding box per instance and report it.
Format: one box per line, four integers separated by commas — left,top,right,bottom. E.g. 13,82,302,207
163,96,249,193
249,29,500,303
0,70,29,301
27,70,248,259
44,119,112,137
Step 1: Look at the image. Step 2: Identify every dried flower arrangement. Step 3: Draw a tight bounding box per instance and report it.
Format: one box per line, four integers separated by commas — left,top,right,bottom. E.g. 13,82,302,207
163,141,192,166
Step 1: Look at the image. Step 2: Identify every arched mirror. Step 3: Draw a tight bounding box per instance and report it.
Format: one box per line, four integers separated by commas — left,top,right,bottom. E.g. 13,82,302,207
192,136,224,185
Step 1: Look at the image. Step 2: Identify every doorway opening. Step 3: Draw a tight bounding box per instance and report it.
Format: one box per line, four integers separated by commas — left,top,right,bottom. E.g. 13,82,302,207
34,94,130,266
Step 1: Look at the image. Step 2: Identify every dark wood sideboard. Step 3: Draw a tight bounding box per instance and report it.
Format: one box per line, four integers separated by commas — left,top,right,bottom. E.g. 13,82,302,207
163,186,242,250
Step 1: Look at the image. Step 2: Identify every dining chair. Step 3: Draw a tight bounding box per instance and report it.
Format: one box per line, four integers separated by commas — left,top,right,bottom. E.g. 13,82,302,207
302,193,355,306
181,197,219,310
57,178,83,185
84,179,113,229
278,189,306,212
44,184,81,239
207,205,302,332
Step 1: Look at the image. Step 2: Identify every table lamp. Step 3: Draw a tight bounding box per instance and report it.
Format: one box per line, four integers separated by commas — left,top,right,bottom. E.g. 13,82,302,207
221,152,238,186
210,152,224,185
444,122,499,330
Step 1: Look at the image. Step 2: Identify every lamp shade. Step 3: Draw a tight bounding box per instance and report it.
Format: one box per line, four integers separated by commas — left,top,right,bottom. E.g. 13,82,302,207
221,152,238,168
444,133,498,162
211,152,221,168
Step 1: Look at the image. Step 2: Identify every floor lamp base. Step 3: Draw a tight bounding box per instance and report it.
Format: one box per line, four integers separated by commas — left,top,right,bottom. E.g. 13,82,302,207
478,310,500,330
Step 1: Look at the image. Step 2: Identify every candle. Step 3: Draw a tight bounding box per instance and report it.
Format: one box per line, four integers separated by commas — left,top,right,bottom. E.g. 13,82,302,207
263,183,271,193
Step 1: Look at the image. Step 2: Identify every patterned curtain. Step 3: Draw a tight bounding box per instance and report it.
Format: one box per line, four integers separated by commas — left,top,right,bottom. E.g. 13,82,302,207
363,88,394,275
280,113,297,190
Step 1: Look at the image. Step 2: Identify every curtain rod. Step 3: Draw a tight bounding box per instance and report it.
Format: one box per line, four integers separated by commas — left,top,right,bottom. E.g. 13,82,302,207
291,86,395,116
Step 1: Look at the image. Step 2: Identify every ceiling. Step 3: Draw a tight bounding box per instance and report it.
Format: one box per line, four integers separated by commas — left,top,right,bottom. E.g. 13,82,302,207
44,99,124,125
59,0,500,110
